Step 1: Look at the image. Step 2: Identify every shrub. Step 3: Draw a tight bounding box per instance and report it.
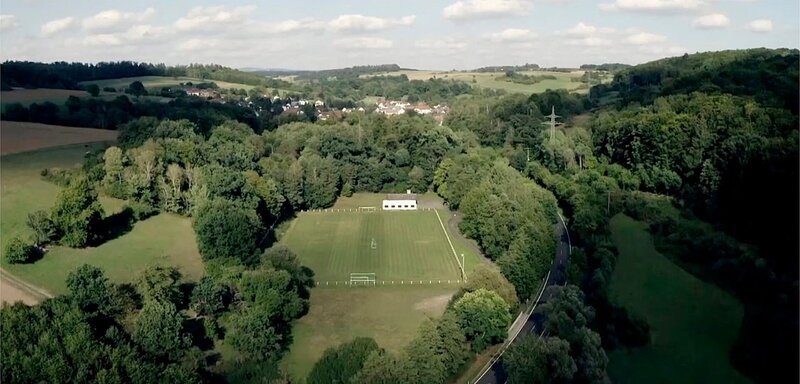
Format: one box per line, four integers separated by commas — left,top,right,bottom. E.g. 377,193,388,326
4,236,36,264
125,201,158,221
40,167,79,186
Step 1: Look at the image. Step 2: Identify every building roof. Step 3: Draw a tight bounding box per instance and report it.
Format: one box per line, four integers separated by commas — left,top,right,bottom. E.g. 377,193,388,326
386,193,417,201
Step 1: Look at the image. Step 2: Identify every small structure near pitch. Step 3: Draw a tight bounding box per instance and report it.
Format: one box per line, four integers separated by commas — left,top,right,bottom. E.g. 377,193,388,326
382,190,418,211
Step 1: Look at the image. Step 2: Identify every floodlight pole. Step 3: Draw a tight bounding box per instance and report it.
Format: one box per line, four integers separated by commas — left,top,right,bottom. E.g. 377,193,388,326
461,253,466,282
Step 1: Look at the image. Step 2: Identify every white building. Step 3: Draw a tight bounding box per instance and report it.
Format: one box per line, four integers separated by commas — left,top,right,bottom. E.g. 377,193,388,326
382,191,418,211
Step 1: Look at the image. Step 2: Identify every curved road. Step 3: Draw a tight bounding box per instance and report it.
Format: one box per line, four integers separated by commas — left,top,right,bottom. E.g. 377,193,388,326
473,213,571,384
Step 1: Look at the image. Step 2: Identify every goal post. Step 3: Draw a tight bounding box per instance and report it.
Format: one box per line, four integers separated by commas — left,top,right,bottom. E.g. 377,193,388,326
350,272,376,286
358,206,377,213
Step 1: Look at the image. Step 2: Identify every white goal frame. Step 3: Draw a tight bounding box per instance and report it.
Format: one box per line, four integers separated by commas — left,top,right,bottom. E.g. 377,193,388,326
358,206,377,213
350,272,376,286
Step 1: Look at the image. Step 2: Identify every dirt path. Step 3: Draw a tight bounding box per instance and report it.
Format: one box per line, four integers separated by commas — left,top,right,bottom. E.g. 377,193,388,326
0,268,52,306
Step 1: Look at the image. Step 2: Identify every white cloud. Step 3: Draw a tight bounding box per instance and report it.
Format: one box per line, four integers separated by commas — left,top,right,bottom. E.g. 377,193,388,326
625,32,667,45
489,28,536,42
565,37,613,47
333,37,393,49
329,14,415,33
443,0,532,20
41,17,75,36
0,15,18,32
693,14,730,29
174,5,256,31
414,37,468,50
177,38,212,52
83,34,122,46
82,8,155,32
562,22,615,37
256,18,325,34
600,0,708,13
746,19,773,33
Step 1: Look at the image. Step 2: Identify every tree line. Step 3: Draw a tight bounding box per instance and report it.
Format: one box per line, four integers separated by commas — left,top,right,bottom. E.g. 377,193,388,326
0,61,292,90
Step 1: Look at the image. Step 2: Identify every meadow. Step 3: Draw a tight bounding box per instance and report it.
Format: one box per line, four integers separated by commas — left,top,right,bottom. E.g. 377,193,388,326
607,214,749,384
0,143,203,297
79,76,258,91
281,285,456,380
362,70,588,94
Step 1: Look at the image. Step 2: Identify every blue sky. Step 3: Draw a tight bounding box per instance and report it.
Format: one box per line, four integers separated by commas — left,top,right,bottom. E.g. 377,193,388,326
0,0,797,70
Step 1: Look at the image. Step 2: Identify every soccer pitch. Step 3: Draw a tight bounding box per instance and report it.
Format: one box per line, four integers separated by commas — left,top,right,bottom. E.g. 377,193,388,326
281,209,463,283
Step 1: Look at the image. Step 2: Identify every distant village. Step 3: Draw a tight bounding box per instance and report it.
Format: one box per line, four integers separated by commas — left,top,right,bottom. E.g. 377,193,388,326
178,83,449,124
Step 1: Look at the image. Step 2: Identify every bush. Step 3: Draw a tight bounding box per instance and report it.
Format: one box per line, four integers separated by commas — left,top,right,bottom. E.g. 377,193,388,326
40,167,79,186
103,86,116,92
4,236,36,264
124,201,158,221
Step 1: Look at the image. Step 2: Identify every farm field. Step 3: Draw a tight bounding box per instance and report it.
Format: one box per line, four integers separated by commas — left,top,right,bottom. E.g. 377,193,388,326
607,214,749,384
0,143,203,297
1,121,118,155
79,76,258,91
281,209,463,283
281,285,456,380
1,88,88,106
361,70,588,94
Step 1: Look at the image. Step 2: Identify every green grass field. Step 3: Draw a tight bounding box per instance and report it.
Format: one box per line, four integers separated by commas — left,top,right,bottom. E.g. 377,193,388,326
281,209,462,282
0,144,204,294
281,285,455,380
79,76,258,91
361,70,588,94
279,192,486,380
607,214,749,384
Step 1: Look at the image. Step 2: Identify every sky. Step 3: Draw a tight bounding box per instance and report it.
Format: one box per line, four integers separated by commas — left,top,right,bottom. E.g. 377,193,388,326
0,0,798,70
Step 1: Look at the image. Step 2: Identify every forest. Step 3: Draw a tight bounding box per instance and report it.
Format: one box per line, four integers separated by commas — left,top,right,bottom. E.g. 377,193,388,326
1,48,797,383
0,61,291,90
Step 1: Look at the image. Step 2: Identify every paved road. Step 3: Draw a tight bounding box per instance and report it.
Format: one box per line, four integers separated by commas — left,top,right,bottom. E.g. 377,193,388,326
473,215,571,384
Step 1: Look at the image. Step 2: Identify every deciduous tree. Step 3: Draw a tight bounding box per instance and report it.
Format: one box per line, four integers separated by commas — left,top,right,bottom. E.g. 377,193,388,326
452,288,511,352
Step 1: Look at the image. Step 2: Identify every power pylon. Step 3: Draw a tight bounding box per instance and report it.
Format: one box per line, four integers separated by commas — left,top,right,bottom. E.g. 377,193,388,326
542,106,563,142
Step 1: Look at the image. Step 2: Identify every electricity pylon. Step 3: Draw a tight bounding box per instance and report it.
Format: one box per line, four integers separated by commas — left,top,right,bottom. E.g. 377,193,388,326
542,106,563,143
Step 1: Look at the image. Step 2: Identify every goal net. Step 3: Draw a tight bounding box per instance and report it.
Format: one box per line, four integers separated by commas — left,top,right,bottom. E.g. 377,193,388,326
350,272,376,286
359,206,377,213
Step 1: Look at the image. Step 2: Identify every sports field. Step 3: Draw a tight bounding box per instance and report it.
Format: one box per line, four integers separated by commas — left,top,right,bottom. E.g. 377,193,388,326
607,214,749,384
282,209,463,283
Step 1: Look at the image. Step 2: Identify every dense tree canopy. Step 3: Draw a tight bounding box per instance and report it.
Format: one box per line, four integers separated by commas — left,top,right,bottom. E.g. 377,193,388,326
452,288,511,352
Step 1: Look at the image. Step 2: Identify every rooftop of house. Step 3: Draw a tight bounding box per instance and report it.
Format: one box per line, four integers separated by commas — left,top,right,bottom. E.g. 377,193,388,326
385,193,417,201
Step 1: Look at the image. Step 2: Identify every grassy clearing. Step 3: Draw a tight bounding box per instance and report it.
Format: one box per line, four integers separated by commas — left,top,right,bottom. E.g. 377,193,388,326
281,285,455,380
79,76,257,91
607,214,749,384
0,144,203,295
1,121,118,155
362,70,587,94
